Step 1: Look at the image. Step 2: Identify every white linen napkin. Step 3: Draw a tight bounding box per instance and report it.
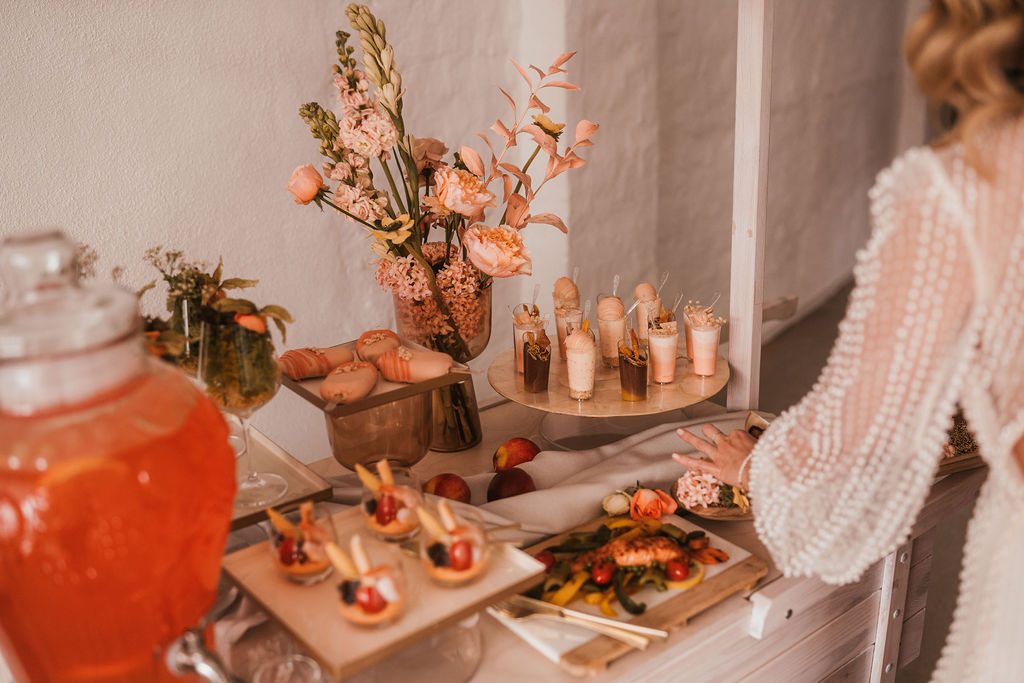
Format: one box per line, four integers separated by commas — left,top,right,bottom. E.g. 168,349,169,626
323,412,762,542
476,412,757,543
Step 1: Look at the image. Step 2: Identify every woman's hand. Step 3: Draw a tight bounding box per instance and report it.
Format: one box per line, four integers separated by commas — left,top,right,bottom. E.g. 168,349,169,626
672,424,757,489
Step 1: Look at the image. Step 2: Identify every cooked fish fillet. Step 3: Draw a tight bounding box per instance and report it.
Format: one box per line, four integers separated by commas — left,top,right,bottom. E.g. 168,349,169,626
571,535,686,572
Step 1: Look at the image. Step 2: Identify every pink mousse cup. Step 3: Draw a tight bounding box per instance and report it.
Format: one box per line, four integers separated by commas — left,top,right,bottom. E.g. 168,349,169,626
691,324,721,377
647,322,679,384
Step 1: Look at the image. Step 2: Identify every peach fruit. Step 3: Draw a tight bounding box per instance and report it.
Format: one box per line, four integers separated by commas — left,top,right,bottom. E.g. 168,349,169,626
493,437,541,472
487,468,536,502
423,473,472,504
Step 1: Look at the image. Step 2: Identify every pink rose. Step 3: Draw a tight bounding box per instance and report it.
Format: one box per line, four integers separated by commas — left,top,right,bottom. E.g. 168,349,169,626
629,488,677,521
287,164,326,205
435,165,496,218
462,225,532,277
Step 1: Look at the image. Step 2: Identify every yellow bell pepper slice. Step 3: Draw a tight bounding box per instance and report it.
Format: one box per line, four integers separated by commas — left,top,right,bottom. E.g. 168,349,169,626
605,517,639,530
598,589,618,617
665,559,706,590
583,591,604,606
549,571,589,607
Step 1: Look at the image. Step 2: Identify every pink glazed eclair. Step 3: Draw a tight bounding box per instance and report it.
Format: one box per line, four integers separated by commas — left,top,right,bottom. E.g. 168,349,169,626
356,330,401,365
376,347,453,384
319,361,379,403
278,345,355,380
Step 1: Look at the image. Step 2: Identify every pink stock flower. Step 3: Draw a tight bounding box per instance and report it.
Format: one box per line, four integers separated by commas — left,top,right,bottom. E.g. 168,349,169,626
435,166,496,218
337,109,399,160
462,225,531,277
331,184,388,223
287,165,327,204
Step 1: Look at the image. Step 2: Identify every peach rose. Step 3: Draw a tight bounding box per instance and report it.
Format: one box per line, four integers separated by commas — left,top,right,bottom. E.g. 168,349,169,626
287,164,327,205
629,488,677,521
234,313,267,335
435,165,496,218
462,225,532,278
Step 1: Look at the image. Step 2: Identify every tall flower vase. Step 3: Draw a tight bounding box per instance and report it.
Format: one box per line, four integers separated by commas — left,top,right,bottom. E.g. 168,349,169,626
392,282,492,452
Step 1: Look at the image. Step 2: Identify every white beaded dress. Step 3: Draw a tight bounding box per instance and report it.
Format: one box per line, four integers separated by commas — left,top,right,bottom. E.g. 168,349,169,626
748,117,1024,681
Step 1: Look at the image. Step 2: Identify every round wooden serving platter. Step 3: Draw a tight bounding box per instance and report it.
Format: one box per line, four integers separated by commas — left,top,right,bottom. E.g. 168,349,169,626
487,345,729,418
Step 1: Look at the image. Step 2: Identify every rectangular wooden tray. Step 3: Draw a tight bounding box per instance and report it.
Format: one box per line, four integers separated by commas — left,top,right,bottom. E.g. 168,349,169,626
280,339,471,418
513,514,769,676
229,428,332,531
222,506,546,681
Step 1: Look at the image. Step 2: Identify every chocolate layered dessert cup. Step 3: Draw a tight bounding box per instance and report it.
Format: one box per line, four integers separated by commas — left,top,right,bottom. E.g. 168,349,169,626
618,329,648,401
523,329,552,393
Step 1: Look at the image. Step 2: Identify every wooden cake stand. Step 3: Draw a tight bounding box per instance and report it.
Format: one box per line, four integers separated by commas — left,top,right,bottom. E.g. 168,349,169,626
487,345,729,419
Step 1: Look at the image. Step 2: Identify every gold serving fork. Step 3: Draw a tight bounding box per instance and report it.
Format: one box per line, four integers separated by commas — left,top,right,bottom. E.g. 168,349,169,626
489,595,668,650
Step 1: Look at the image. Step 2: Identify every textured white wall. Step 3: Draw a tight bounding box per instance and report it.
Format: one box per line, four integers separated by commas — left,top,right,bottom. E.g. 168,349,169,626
1,0,922,463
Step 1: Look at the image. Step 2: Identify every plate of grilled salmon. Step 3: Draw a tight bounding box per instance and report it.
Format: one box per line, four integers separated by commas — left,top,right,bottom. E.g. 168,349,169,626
493,513,767,672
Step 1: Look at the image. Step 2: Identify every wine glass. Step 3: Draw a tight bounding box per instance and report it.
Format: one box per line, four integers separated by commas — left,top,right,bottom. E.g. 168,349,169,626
199,319,288,508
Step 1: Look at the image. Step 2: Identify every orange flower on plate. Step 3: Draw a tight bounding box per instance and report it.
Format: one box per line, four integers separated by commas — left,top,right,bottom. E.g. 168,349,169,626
435,165,496,218
629,487,677,521
234,313,267,335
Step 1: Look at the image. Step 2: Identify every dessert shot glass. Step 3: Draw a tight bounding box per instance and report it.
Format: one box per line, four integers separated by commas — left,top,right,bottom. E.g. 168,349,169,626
357,460,422,542
418,500,491,587
334,536,408,628
564,323,597,401
266,501,337,585
618,344,648,401
522,330,551,393
635,298,661,348
647,321,679,384
690,324,722,377
512,304,545,374
554,306,582,360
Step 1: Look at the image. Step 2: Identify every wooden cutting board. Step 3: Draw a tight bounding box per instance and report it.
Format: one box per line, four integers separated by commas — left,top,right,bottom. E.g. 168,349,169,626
522,515,769,676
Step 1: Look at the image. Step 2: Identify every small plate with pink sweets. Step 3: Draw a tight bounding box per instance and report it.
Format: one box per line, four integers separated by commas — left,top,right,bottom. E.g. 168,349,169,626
673,413,769,522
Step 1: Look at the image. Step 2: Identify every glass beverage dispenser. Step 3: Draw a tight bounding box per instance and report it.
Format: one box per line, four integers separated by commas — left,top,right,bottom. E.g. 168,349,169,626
0,232,237,681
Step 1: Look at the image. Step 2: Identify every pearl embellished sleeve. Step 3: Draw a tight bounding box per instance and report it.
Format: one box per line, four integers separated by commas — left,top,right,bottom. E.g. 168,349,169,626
748,150,975,584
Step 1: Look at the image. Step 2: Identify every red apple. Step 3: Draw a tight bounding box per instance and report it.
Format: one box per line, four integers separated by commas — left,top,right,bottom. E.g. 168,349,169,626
487,468,536,502
423,473,471,504
493,437,541,471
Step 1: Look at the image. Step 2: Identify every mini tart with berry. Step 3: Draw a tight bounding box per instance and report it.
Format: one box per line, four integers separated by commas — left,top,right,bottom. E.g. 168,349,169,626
357,461,421,540
328,536,406,627
267,502,332,581
418,500,489,586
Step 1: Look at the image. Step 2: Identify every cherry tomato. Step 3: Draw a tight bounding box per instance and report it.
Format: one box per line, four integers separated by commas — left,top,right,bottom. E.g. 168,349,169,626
534,550,556,572
277,537,297,566
666,558,690,582
375,493,397,526
449,540,473,572
591,560,615,585
356,585,387,614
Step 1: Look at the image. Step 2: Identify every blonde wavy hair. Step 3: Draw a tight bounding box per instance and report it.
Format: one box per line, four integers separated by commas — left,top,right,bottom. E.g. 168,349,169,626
906,0,1024,171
